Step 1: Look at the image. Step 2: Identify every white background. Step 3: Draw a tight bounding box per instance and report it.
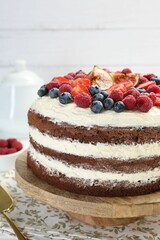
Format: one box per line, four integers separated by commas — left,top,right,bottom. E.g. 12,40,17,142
1,0,160,82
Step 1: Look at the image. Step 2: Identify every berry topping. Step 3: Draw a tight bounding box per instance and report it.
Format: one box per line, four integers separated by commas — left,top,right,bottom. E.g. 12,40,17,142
122,95,136,110
136,81,155,90
12,141,23,151
150,76,160,85
53,76,70,85
92,93,104,102
138,76,149,84
49,88,59,98
136,88,147,94
0,148,8,155
37,85,48,97
64,74,74,80
0,139,8,147
58,83,72,95
99,90,109,98
103,98,114,110
124,88,140,99
59,92,73,104
7,138,16,147
88,85,100,96
71,78,91,88
71,85,89,98
148,92,156,105
46,80,60,90
109,89,123,102
74,73,87,79
90,101,104,113
74,93,91,108
6,148,17,154
143,73,155,80
121,68,132,74
147,84,160,94
137,95,153,112
114,101,125,113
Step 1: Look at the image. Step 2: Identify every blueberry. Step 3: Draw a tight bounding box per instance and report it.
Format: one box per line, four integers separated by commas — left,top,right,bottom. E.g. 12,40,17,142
49,88,59,98
137,88,147,94
114,101,125,113
90,101,103,113
37,85,48,97
99,90,109,99
150,76,160,85
92,93,104,102
59,92,72,104
103,98,114,110
75,70,83,75
88,85,100,96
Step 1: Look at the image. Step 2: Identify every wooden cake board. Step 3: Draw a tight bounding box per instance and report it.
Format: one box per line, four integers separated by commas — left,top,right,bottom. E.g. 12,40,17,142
15,152,160,226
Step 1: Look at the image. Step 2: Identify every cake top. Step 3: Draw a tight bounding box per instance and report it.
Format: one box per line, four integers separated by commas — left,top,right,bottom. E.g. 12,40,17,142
36,66,160,114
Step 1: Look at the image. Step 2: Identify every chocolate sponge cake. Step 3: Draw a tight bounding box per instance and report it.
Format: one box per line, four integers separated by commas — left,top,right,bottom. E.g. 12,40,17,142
27,67,160,197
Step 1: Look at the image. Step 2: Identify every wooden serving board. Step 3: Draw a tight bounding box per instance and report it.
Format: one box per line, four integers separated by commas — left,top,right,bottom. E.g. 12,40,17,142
15,151,160,226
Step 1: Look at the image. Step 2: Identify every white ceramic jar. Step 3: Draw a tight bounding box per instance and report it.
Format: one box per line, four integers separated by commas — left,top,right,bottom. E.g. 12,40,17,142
0,60,43,138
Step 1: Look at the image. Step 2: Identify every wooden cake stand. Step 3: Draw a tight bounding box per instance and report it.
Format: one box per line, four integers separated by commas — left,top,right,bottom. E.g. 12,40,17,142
15,152,160,226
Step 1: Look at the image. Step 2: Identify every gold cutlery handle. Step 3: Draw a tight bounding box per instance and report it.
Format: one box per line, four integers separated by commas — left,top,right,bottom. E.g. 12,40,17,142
2,211,27,240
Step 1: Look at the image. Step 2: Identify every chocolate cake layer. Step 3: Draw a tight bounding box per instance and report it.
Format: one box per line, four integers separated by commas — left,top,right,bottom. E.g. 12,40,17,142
28,110,160,145
30,137,160,173
27,153,160,197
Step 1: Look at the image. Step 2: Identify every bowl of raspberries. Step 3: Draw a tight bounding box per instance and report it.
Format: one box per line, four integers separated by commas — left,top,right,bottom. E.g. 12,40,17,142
0,138,24,171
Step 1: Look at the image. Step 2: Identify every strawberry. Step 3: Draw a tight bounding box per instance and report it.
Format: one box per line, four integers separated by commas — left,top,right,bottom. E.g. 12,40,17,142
136,81,155,90
12,141,23,151
71,85,90,98
53,76,70,85
155,97,160,107
106,80,133,94
0,139,8,147
64,74,74,80
74,92,91,108
71,78,91,88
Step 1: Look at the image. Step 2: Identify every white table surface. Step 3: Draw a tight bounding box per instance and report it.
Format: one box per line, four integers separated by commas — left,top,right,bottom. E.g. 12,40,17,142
0,167,160,240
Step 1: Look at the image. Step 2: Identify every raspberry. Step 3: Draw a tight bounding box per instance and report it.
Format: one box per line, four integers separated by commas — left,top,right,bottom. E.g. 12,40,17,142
122,95,136,110
0,139,8,147
121,68,132,74
147,84,160,94
46,80,60,89
67,72,76,78
64,74,74,80
148,92,156,105
109,89,123,102
143,73,155,80
0,147,8,155
58,83,72,95
6,148,17,154
7,138,16,147
74,92,91,108
138,76,148,84
12,141,23,151
137,95,153,112
124,88,140,99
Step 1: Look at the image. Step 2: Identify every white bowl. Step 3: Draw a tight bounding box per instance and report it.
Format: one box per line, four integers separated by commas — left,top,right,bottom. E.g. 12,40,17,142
0,140,29,171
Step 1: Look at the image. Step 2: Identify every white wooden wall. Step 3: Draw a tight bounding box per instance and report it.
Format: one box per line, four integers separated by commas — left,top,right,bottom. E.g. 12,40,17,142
1,0,160,82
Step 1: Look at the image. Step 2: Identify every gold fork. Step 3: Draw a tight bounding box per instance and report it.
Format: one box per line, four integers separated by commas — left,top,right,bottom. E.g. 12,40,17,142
0,185,27,239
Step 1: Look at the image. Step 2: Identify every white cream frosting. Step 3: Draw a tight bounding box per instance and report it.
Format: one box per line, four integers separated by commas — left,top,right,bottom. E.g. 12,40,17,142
29,127,160,160
29,145,160,184
30,96,160,128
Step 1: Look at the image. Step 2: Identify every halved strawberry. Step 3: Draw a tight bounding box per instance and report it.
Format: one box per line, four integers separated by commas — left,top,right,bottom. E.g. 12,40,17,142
52,76,70,85
106,80,133,94
116,80,134,89
71,78,91,88
154,97,160,107
136,81,155,90
71,85,90,98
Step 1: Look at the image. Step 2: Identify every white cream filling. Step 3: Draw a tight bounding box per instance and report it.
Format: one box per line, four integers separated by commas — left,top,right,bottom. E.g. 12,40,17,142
30,126,160,160
30,96,160,128
29,145,160,184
